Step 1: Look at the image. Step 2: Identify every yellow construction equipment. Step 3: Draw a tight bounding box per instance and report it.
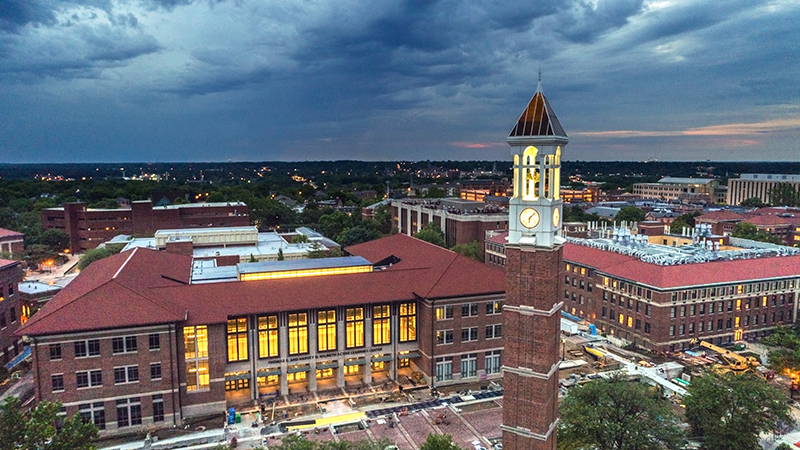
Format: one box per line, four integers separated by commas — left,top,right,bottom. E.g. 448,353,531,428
691,339,761,377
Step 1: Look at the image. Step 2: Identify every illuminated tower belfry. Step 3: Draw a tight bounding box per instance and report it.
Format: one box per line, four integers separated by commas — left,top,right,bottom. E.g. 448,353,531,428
502,77,567,450
507,77,567,248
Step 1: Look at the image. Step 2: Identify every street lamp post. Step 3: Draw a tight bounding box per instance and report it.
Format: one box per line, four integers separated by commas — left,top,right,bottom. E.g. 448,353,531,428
561,337,567,361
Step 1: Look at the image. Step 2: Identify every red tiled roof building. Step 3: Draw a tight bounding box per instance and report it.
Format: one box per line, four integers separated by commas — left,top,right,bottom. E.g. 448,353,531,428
18,234,506,436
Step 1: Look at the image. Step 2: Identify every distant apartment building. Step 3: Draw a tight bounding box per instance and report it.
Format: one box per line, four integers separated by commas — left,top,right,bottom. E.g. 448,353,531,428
632,177,720,203
41,201,249,253
0,259,24,365
0,228,24,259
392,199,508,251
727,174,800,206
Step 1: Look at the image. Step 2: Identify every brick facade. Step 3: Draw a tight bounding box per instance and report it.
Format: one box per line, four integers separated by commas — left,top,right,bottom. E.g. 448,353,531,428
0,260,24,365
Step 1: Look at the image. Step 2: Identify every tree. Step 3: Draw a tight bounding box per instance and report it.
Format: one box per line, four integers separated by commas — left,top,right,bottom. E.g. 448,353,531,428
318,211,355,239
669,211,702,234
614,206,645,224
39,229,70,253
420,433,462,450
0,397,97,450
731,222,783,244
277,248,285,261
77,247,113,271
768,182,800,207
451,241,482,261
88,198,120,209
414,223,445,247
558,376,685,450
424,186,446,198
684,372,792,450
336,226,382,247
739,197,767,208
268,432,394,450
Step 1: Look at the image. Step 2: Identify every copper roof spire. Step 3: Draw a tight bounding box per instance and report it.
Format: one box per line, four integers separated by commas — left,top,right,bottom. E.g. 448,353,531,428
508,73,566,138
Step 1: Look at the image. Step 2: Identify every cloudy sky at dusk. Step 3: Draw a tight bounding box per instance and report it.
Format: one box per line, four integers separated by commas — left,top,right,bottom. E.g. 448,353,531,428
1,0,799,163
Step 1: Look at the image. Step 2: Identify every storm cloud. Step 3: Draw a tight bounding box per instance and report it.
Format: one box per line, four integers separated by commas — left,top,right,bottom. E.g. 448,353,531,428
1,0,799,163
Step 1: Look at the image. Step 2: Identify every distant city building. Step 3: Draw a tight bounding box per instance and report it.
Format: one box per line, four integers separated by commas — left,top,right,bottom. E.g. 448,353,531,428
486,227,800,351
726,173,800,206
632,177,720,203
392,198,508,252
19,280,66,325
0,259,24,365
42,201,249,253
457,179,511,202
696,207,800,246
0,228,24,259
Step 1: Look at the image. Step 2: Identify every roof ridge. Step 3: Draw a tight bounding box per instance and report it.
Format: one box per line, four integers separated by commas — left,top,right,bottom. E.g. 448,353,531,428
113,247,138,279
419,252,460,298
115,281,184,320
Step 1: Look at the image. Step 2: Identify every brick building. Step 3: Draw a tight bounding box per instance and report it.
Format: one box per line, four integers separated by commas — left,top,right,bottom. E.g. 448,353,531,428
632,177,720,203
0,228,24,259
41,201,249,253
696,207,800,246
392,198,509,253
18,234,506,436
487,230,800,351
0,259,24,365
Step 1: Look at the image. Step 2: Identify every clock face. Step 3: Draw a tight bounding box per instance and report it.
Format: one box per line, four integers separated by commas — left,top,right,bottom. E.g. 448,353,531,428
553,208,561,228
519,208,540,229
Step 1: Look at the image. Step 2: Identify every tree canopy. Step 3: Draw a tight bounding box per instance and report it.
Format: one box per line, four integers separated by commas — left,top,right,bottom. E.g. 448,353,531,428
451,241,482,261
414,223,446,247
768,183,800,207
420,433,462,450
0,397,98,450
669,211,702,234
739,197,767,208
77,247,114,271
683,372,792,450
557,376,685,450
267,433,395,450
614,207,645,224
731,222,783,245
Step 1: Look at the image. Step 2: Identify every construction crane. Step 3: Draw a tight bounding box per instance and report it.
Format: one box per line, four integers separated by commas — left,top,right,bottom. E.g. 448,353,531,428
691,339,762,377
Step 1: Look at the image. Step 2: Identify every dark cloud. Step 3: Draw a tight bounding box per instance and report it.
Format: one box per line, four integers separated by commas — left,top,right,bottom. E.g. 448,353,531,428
558,0,645,43
0,0,58,32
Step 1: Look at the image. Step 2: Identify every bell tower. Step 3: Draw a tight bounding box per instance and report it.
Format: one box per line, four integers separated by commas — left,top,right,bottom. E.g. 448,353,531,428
502,76,567,450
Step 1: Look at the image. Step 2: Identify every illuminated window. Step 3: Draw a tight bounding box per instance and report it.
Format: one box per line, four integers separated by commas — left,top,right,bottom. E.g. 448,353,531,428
258,315,279,358
735,317,740,327
316,368,334,379
737,285,743,294
399,302,416,342
344,362,361,375
317,310,337,352
287,370,307,382
373,305,391,345
619,314,624,324
227,318,248,362
435,305,453,320
346,308,364,348
486,301,503,315
288,313,308,355
371,360,386,372
436,330,454,345
763,296,768,307
627,317,633,328
184,325,209,392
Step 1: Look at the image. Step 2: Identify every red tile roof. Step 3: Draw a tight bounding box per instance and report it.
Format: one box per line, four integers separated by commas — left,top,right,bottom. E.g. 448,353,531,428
19,235,505,335
0,259,20,270
563,242,800,289
0,228,23,239
697,211,745,222
745,215,792,226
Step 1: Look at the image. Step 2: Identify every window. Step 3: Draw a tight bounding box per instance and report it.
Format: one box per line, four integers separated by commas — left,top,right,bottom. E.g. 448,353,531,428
373,305,391,345
345,308,364,348
486,301,504,316
49,344,62,361
51,374,64,392
436,330,454,345
679,324,685,335
79,402,105,430
152,395,164,422
399,302,416,342
258,315,279,358
462,303,478,317
114,366,139,384
74,339,100,358
644,322,651,334
116,397,142,428
461,327,478,342
435,356,453,382
150,362,162,381
461,353,477,378
184,325,209,392
317,310,337,352
276,315,306,359
485,324,502,339
669,325,675,337
435,305,454,320
588,283,593,293
149,334,160,351
227,318,248,362
670,307,676,318
485,350,501,374
112,336,137,354
76,370,102,388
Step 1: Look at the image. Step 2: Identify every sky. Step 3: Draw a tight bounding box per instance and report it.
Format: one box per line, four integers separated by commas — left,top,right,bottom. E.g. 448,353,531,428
1,0,799,163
